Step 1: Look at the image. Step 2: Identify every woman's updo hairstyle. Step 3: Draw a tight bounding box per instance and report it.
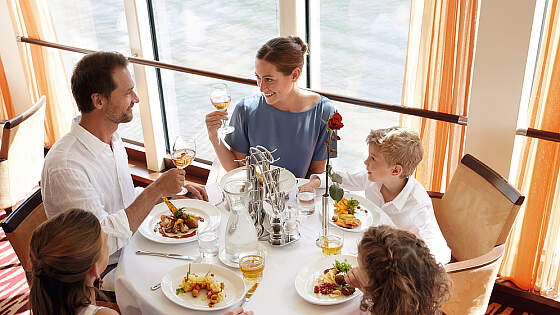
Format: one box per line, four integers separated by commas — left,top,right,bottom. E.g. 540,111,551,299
30,209,103,315
256,36,308,76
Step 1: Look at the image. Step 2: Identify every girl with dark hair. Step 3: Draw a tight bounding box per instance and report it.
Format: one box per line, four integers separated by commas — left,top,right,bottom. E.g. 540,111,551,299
206,36,338,179
29,209,117,315
345,225,451,315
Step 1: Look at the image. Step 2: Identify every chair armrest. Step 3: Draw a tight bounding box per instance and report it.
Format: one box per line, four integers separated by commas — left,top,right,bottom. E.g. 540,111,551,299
1,189,42,233
445,244,505,273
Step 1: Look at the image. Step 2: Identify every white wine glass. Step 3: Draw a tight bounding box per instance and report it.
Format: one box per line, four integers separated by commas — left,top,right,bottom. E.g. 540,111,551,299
210,83,234,137
171,136,196,195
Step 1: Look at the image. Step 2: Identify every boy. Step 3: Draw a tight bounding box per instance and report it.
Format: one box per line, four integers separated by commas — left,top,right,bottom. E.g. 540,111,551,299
300,127,451,264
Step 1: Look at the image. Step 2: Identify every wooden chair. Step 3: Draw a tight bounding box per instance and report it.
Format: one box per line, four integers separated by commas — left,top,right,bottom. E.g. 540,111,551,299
1,189,46,273
0,95,46,211
430,154,524,315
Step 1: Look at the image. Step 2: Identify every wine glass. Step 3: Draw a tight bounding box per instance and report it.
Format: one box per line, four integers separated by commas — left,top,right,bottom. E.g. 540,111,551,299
210,83,234,137
171,136,196,195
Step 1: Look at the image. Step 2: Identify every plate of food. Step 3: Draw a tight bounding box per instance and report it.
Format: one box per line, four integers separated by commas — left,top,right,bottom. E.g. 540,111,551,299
320,193,394,233
138,199,221,244
219,165,296,193
295,254,362,305
161,263,245,311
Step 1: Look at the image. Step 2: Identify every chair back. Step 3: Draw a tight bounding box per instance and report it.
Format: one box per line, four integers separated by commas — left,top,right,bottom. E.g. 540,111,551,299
434,154,524,261
1,189,46,272
442,244,505,315
0,95,46,209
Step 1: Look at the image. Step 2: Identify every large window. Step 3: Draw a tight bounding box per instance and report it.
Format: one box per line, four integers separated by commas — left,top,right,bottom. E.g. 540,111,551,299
47,0,143,144
318,0,411,170
151,0,279,161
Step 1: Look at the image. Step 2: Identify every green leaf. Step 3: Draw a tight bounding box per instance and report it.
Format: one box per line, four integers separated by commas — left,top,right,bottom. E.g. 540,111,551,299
331,172,343,184
329,185,344,202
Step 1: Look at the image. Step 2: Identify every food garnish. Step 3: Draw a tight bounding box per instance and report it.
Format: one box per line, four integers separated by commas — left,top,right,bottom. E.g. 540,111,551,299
158,204,204,238
331,198,362,229
176,268,225,307
314,259,356,297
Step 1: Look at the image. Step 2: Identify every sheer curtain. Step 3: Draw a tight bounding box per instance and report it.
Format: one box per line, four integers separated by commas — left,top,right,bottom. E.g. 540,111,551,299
7,0,77,146
500,0,560,295
0,57,15,120
401,0,478,192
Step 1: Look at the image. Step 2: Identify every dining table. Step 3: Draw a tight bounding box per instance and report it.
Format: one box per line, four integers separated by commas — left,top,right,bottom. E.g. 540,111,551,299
114,163,392,315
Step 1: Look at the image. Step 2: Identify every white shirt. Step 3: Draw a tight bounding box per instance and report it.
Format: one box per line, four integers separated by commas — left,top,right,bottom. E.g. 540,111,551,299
41,120,137,264
313,171,451,264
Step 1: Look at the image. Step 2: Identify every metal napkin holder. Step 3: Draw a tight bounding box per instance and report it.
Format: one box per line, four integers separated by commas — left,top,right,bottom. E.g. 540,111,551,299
242,146,300,246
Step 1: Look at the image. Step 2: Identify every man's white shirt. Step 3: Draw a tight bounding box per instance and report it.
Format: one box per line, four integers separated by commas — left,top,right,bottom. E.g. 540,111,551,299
313,171,452,265
41,119,140,264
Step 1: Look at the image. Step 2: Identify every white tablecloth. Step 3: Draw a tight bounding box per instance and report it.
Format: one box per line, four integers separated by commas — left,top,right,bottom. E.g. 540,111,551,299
115,164,387,315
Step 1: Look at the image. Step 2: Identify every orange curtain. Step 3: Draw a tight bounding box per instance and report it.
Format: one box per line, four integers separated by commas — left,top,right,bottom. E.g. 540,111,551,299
401,0,478,192
7,0,77,146
0,56,15,120
500,0,560,293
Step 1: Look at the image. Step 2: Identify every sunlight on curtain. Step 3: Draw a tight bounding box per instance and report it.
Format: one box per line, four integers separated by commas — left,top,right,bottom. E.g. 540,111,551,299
7,0,77,146
500,0,560,296
0,56,15,120
400,0,477,192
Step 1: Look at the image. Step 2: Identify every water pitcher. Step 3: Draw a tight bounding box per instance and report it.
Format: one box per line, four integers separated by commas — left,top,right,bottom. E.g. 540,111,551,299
223,179,258,264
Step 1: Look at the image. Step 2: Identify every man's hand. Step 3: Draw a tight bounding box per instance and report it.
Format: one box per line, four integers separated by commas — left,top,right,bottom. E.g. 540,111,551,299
184,183,208,201
152,168,185,196
222,307,253,315
344,266,368,292
298,177,321,193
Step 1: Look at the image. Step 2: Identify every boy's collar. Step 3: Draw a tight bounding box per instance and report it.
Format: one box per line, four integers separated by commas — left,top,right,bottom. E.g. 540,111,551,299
381,177,414,211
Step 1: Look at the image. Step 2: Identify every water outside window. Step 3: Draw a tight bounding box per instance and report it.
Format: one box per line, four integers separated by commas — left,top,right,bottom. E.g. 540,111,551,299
151,0,279,161
47,0,144,144
320,1,410,171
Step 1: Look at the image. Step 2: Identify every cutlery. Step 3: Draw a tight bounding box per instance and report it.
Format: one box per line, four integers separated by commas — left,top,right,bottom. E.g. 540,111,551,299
240,282,259,307
136,250,195,261
150,283,161,291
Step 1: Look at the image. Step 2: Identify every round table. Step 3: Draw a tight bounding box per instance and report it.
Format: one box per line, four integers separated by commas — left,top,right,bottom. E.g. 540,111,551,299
114,179,389,315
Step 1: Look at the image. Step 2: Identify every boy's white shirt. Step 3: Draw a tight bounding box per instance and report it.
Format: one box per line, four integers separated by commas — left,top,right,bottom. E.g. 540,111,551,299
312,171,452,265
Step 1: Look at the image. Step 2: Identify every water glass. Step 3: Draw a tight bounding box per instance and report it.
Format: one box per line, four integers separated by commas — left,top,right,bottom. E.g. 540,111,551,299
296,191,316,215
198,230,219,263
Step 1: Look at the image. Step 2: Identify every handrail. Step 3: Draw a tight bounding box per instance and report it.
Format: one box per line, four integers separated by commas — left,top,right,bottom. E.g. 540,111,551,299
516,128,560,143
18,36,467,125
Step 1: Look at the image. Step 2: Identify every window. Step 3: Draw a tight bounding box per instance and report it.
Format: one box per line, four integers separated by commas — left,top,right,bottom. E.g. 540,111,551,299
47,0,144,144
151,0,279,161
317,0,411,170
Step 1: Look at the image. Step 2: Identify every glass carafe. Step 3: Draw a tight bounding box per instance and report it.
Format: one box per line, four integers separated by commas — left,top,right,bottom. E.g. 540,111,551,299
223,179,258,264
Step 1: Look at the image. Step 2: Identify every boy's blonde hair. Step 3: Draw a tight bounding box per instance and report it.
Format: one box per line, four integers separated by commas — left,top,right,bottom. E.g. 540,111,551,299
366,127,423,178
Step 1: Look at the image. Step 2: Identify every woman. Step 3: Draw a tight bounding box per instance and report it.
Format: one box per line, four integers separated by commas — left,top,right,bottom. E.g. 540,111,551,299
29,209,116,315
206,36,337,178
345,225,451,315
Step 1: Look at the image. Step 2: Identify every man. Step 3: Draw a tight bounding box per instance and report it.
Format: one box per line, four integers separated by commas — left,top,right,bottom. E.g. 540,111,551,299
41,51,207,267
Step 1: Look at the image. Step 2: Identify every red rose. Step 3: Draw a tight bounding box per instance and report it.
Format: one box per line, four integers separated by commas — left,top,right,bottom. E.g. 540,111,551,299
328,113,344,130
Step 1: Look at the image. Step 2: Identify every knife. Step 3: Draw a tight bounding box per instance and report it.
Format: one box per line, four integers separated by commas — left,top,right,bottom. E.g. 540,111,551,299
240,282,259,307
136,250,195,261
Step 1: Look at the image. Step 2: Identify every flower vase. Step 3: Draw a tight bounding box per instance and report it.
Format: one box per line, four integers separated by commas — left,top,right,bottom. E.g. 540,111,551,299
321,194,329,237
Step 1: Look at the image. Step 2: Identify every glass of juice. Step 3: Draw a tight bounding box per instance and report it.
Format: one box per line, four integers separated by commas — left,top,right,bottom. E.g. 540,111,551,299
316,230,344,256
238,245,266,284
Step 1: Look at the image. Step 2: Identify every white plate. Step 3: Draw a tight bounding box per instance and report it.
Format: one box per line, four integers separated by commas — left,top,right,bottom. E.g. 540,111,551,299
138,199,221,244
321,193,394,233
161,263,245,311
220,166,296,193
295,254,362,305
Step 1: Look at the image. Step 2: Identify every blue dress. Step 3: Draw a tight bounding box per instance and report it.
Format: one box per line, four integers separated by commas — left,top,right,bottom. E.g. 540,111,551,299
224,94,338,178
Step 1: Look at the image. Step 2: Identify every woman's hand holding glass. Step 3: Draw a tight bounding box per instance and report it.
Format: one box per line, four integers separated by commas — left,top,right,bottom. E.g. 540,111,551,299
210,83,234,138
